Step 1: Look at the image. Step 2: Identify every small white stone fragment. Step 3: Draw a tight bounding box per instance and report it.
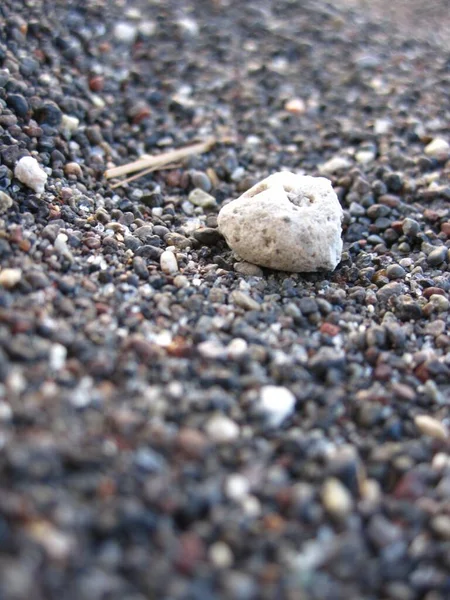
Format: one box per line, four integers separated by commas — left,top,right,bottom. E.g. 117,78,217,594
355,150,375,164
319,156,352,174
188,188,217,209
284,98,306,114
209,542,234,568
0,191,13,213
230,290,260,311
61,114,79,133
225,474,250,500
205,413,239,443
113,22,137,44
322,477,353,518
218,171,343,272
424,138,449,160
160,250,178,274
414,414,448,440
258,385,296,427
227,338,248,360
0,268,22,288
374,118,392,135
14,156,48,194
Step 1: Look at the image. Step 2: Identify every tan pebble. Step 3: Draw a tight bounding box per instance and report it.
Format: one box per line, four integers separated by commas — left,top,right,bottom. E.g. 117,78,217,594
230,290,260,311
284,98,306,114
64,162,83,178
431,515,450,539
414,415,448,440
322,477,353,518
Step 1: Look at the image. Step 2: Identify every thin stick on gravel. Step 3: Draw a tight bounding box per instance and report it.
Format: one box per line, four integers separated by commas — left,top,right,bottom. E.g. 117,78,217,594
104,138,216,185
109,162,182,189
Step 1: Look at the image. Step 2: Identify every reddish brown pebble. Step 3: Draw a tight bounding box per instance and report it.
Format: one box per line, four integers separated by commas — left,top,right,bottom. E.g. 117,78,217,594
423,287,446,299
320,322,341,337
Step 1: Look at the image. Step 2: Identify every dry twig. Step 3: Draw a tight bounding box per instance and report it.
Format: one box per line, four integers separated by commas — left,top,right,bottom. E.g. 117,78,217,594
104,138,216,187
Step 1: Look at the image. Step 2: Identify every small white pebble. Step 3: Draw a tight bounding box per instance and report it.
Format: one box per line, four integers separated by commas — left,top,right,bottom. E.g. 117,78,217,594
0,191,13,213
284,98,306,114
160,250,178,274
209,542,234,568
227,338,248,360
355,150,375,164
61,114,79,132
0,268,22,288
241,494,261,517
113,22,137,44
225,474,250,501
424,137,449,160
432,453,450,471
14,156,48,194
258,385,296,427
414,415,448,440
322,477,353,518
319,156,352,174
204,413,239,443
197,340,226,360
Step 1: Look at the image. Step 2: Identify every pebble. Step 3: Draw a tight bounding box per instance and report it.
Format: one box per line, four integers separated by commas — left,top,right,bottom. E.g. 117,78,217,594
321,478,353,518
257,385,296,427
230,290,260,311
0,191,13,213
284,98,306,114
160,250,178,274
60,114,79,133
414,415,448,440
113,22,137,44
204,414,240,443
218,172,343,272
188,188,217,209
208,542,234,568
402,218,420,237
319,156,352,174
386,264,406,280
233,262,264,277
427,247,447,266
0,268,22,288
430,515,450,540
424,138,449,160
14,156,48,194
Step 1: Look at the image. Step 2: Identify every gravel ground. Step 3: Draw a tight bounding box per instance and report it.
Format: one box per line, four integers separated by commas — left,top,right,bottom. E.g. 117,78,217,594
1,1,450,599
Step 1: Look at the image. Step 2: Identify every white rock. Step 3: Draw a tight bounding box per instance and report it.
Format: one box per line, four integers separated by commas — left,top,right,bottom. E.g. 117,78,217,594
258,385,296,427
355,150,375,164
61,114,79,133
225,474,250,500
424,137,450,160
318,156,352,174
204,413,239,443
284,98,306,114
217,171,343,272
209,542,233,568
0,268,22,288
160,250,178,274
374,118,392,135
14,156,48,194
113,22,137,44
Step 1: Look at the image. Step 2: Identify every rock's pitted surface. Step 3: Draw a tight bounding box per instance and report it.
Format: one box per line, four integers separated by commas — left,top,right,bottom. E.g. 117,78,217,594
217,172,343,272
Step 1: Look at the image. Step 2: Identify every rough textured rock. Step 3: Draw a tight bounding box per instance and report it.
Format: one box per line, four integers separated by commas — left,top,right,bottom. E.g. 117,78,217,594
14,156,48,194
217,172,343,272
